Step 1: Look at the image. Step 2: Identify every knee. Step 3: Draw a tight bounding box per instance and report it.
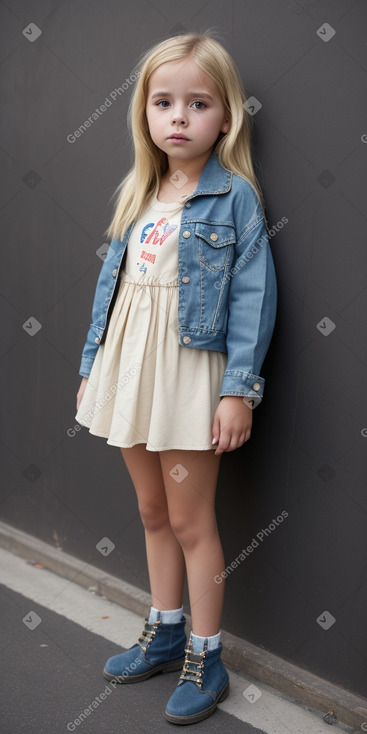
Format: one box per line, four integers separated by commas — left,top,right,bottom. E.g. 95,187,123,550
169,515,203,551
138,498,169,533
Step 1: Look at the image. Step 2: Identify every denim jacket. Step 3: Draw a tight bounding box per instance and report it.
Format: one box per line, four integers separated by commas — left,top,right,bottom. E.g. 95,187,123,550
78,151,277,401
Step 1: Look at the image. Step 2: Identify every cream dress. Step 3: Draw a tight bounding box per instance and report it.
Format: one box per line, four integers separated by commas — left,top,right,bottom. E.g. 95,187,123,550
75,195,228,451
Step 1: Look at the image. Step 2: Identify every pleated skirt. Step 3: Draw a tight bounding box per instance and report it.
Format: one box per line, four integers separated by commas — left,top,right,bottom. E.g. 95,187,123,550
75,272,228,451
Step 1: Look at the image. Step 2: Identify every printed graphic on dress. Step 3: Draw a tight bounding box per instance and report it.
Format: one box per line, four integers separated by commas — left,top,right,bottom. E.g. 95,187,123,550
137,217,178,274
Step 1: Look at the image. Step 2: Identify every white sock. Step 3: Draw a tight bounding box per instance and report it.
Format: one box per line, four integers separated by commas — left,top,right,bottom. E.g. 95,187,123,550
190,631,221,653
148,605,183,624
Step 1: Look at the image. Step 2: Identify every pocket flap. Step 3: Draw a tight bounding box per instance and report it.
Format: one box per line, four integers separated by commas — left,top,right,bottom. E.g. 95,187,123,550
195,223,236,247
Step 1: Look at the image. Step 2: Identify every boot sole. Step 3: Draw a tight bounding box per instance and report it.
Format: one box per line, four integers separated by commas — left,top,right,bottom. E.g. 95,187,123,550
165,679,230,725
103,656,185,684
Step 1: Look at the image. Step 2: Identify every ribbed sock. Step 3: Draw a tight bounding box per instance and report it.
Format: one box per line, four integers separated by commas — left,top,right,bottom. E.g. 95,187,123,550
148,605,183,624
190,631,221,652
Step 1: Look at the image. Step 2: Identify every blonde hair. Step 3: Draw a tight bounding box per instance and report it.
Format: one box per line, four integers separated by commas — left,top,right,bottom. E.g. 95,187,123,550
105,32,264,241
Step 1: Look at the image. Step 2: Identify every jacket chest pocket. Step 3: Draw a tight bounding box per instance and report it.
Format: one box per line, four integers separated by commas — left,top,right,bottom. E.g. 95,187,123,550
196,223,236,272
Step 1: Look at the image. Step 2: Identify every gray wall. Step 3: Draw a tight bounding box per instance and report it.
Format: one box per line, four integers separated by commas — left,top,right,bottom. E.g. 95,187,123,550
1,0,367,698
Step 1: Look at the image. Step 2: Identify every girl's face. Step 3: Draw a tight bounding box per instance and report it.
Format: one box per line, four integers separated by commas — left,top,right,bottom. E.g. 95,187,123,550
145,56,230,167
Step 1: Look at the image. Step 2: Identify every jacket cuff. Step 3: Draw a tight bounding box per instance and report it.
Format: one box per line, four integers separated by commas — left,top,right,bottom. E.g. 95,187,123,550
79,356,94,378
219,371,264,401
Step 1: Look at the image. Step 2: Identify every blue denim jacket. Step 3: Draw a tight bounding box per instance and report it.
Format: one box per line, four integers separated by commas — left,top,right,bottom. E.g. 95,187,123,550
79,151,277,401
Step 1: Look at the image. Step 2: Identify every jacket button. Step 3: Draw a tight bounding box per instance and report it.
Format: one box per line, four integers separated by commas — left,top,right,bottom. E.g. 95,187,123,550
210,232,218,241
252,382,261,391
182,276,190,283
112,268,118,277
183,336,191,344
182,230,191,238
185,202,191,208
95,337,100,344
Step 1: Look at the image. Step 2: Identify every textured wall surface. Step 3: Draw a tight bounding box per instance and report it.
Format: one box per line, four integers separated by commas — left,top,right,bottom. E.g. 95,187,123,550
1,0,366,697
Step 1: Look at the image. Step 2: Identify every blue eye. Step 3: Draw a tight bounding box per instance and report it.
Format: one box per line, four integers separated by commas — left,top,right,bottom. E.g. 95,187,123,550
155,99,206,109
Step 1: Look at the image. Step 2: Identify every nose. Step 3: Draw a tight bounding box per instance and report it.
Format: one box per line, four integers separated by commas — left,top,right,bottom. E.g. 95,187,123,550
171,104,187,126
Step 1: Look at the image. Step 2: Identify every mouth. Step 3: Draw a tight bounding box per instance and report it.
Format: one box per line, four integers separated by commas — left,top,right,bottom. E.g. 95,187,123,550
168,134,190,141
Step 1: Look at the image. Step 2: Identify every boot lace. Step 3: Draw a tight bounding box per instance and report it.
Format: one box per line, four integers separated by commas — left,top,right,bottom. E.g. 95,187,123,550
137,619,161,653
179,639,206,689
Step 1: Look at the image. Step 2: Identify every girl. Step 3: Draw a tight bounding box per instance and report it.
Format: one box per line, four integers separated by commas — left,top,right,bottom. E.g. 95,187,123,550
75,32,277,725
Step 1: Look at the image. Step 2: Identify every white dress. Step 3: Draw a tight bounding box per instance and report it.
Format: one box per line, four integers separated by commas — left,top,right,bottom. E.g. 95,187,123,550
75,195,228,451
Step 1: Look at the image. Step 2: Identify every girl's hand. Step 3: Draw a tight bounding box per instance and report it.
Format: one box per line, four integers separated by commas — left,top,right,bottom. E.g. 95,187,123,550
212,396,253,455
76,377,89,411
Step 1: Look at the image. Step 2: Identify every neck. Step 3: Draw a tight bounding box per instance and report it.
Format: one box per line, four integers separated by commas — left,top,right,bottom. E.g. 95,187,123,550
166,149,214,181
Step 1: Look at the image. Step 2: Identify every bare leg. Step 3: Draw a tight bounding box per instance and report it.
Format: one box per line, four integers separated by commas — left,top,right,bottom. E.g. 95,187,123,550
159,449,224,637
120,444,185,611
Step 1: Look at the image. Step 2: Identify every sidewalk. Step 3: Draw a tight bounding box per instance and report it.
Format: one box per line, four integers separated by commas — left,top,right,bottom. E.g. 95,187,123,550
0,547,356,734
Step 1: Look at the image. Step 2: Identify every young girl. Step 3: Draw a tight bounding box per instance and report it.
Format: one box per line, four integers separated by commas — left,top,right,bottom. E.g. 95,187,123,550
75,32,277,725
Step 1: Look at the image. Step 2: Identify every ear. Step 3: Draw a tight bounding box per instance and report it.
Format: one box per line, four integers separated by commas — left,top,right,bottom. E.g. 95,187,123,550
220,117,231,134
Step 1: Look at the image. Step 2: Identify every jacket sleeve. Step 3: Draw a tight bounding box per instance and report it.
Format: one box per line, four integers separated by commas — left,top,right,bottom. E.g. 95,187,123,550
78,285,106,380
78,238,125,378
219,207,278,404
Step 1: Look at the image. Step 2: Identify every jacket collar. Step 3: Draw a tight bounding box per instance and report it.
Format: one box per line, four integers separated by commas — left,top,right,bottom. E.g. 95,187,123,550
189,150,232,198
115,151,232,243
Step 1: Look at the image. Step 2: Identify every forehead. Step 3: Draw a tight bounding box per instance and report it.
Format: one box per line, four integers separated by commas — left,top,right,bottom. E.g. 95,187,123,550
147,57,219,94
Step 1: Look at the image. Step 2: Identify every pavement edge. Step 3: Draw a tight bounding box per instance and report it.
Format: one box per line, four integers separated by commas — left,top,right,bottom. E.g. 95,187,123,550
0,519,366,730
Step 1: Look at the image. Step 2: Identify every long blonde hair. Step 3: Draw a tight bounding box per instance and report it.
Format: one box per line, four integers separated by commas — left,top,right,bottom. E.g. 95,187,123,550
105,32,264,241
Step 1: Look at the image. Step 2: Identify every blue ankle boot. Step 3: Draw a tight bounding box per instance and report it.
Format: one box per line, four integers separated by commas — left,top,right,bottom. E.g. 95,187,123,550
165,639,230,724
103,616,187,683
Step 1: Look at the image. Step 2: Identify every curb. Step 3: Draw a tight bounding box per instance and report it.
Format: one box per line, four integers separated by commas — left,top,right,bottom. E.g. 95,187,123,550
0,520,366,730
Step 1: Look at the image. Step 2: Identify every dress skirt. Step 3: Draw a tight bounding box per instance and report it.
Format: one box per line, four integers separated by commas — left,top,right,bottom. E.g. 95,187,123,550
75,273,228,451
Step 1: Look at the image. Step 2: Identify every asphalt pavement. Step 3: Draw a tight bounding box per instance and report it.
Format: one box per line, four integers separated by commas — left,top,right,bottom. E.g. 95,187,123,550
0,548,354,734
